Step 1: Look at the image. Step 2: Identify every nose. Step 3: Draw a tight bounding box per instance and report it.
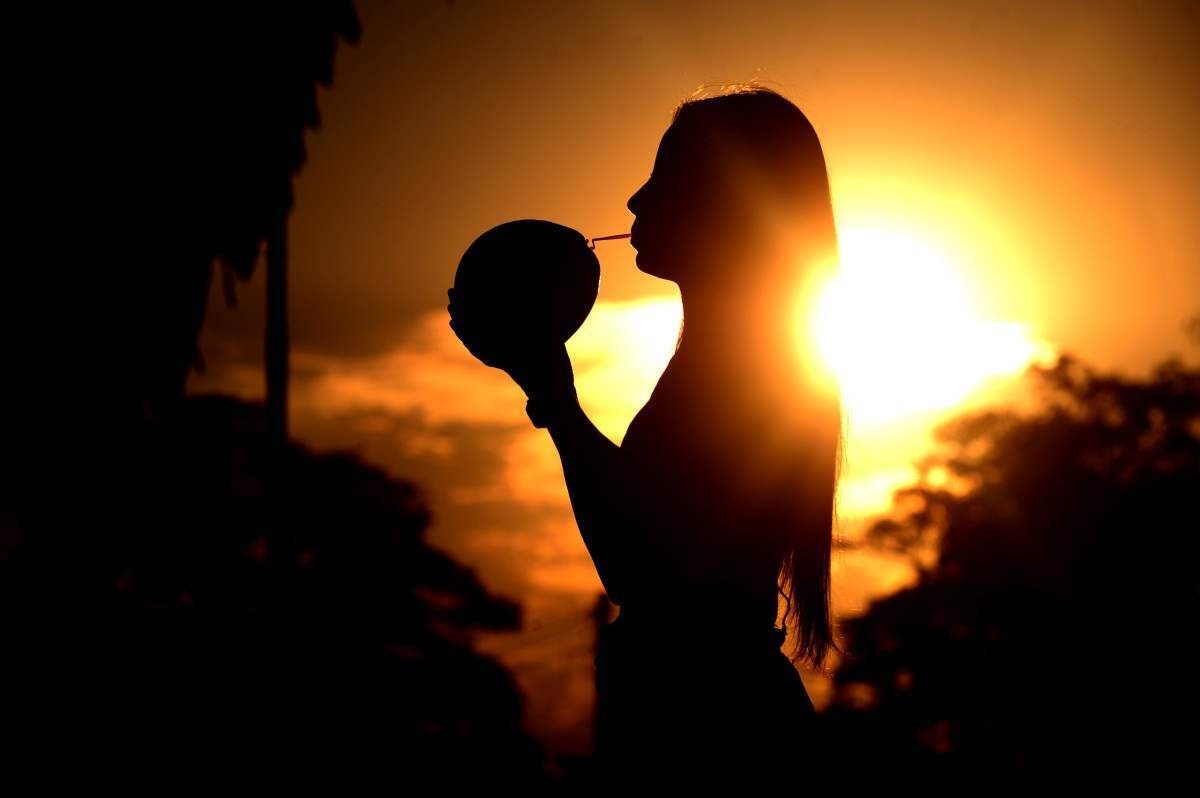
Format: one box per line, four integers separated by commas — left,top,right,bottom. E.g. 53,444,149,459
627,182,647,216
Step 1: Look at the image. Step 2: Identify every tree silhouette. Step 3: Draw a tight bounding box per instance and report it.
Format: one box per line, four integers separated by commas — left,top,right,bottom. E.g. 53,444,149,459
825,351,1199,786
6,394,548,785
8,2,363,614
11,3,363,578
127,2,361,434
4,6,552,785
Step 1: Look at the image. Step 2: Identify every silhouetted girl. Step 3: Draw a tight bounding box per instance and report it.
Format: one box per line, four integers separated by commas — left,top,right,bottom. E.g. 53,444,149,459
454,86,843,788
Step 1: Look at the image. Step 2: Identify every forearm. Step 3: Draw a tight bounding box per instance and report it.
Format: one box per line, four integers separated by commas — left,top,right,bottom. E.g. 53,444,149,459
536,393,633,604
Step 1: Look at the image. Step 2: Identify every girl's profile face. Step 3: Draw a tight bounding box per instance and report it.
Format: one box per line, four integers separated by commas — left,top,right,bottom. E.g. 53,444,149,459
627,121,725,284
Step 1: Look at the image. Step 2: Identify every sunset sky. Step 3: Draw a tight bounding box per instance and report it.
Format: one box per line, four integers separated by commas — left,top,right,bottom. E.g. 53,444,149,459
186,0,1200,756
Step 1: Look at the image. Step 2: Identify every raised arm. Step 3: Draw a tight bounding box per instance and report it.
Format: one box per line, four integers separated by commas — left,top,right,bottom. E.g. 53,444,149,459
447,287,648,602
530,388,638,605
447,287,641,601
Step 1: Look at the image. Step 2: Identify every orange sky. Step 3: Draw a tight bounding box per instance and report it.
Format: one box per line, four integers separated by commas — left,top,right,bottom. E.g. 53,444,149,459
188,0,1200,756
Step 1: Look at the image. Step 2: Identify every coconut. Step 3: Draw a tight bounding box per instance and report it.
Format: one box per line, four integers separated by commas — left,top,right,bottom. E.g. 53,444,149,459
451,219,600,362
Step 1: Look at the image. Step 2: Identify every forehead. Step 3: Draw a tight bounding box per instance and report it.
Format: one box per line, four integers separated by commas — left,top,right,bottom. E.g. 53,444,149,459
652,117,712,174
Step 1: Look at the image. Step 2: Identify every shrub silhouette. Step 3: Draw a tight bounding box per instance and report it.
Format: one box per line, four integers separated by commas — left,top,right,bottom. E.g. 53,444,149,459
4,395,548,786
825,353,1199,785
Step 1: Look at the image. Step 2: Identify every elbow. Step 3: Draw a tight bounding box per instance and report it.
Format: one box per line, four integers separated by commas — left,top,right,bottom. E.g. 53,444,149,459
593,556,630,607
597,568,627,608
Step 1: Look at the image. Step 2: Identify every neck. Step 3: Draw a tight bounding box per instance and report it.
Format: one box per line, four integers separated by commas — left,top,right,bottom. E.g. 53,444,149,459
676,273,799,360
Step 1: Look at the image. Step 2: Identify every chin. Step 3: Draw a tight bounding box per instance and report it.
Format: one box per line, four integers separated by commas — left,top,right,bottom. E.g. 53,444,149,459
635,250,668,280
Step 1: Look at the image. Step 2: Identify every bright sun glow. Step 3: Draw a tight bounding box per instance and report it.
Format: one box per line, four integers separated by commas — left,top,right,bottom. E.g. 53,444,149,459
810,225,1044,426
567,297,683,443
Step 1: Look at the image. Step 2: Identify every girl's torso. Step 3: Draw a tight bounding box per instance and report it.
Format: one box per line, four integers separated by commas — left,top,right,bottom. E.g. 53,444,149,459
613,348,790,632
591,341,826,784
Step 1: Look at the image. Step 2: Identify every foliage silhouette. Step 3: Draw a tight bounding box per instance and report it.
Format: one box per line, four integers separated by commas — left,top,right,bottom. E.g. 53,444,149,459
825,352,1200,785
4,6,554,784
5,396,547,785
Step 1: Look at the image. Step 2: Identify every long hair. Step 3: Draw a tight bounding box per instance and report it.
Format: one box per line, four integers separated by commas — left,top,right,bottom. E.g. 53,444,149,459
669,85,844,669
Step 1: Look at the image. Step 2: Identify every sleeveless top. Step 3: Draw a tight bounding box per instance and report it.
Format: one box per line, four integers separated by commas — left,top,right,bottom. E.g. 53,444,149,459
590,347,823,786
605,348,792,650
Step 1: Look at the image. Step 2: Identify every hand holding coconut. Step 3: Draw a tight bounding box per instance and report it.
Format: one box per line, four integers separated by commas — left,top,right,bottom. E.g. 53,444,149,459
447,219,621,417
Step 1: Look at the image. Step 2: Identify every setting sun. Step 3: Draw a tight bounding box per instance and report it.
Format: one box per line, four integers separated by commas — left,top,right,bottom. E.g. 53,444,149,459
809,225,1046,426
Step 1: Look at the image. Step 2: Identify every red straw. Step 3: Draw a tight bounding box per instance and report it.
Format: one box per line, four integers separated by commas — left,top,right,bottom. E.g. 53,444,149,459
588,232,632,249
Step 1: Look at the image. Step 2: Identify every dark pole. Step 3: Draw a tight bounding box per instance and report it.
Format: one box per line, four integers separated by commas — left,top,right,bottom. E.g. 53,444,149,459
266,210,289,449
